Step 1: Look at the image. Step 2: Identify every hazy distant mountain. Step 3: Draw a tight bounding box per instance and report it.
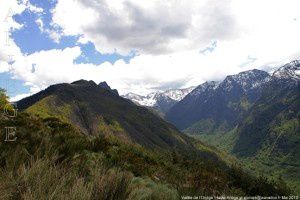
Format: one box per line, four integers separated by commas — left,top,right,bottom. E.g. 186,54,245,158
233,61,300,192
273,60,300,81
166,69,271,131
123,86,195,113
166,60,300,192
233,60,300,157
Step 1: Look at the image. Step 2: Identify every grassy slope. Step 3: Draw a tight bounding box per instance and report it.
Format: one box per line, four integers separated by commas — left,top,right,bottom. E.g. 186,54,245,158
0,113,180,199
187,120,300,194
0,112,292,198
0,84,292,199
18,81,194,153
184,81,300,194
187,128,238,153
233,81,300,194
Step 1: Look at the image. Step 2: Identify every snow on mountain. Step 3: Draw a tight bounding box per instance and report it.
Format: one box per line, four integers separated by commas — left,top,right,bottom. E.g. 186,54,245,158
124,69,271,110
219,69,271,92
186,69,270,99
273,60,300,81
123,93,144,101
124,60,300,113
163,87,196,101
166,69,273,131
123,93,155,107
189,81,219,97
122,86,196,112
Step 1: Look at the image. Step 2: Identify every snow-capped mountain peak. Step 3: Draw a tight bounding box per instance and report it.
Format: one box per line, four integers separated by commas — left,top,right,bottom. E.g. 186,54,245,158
123,92,156,107
123,93,144,101
273,60,300,81
189,81,219,96
122,86,196,113
163,86,196,101
220,69,270,92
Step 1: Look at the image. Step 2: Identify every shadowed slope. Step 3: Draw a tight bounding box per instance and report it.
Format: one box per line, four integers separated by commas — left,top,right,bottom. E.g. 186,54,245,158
17,80,195,153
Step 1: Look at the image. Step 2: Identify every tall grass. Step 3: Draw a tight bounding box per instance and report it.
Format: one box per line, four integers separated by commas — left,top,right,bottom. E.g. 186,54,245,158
0,154,178,200
0,157,93,199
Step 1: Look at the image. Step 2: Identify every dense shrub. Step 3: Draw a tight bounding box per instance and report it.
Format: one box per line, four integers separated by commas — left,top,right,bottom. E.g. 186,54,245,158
0,90,293,198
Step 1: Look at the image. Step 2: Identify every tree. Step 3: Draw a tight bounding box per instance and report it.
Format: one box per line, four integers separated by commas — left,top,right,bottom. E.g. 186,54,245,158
0,88,8,110
0,88,15,117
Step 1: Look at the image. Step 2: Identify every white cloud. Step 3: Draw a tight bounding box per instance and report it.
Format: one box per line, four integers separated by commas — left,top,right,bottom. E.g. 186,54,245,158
0,0,43,73
8,40,299,97
10,93,31,102
2,0,300,99
0,1,27,74
35,18,44,31
36,17,62,43
50,0,300,55
0,0,43,98
52,0,240,55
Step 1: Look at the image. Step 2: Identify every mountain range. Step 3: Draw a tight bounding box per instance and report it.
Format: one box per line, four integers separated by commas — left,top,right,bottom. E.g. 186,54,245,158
1,83,290,198
165,60,300,192
123,87,195,113
166,69,271,131
1,60,298,197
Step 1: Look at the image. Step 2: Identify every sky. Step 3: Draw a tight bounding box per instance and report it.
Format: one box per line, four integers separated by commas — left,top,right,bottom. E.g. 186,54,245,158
0,0,300,101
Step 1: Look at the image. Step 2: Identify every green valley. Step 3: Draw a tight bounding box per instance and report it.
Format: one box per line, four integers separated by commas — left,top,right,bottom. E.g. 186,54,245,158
0,84,292,199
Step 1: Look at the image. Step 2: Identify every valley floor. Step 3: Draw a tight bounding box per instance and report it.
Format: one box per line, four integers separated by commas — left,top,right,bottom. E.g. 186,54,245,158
189,133,300,195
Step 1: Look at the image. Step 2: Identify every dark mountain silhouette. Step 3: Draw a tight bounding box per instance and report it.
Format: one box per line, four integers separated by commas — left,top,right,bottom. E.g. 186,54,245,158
17,80,197,153
98,81,119,95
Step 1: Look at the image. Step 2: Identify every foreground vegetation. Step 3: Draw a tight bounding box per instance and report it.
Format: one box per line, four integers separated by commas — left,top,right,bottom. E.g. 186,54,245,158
0,90,293,199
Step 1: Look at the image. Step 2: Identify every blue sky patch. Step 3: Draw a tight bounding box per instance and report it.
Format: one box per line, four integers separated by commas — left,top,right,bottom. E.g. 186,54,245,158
1,0,137,99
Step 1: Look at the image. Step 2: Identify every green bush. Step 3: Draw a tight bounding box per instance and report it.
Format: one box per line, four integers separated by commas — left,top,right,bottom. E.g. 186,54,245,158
128,177,179,200
0,94,292,199
91,168,133,200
